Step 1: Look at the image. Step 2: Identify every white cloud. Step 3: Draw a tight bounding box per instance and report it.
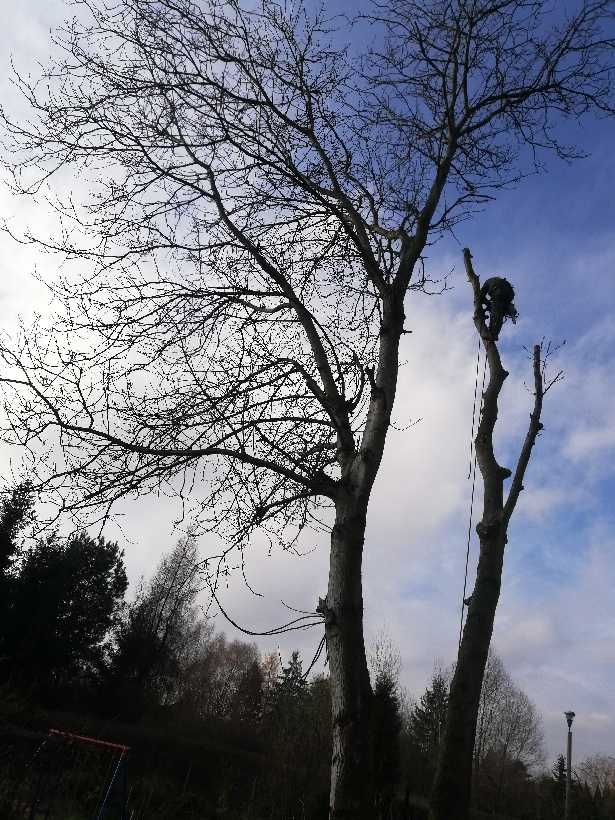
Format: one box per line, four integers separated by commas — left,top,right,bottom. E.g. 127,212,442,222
565,424,615,460
515,484,582,521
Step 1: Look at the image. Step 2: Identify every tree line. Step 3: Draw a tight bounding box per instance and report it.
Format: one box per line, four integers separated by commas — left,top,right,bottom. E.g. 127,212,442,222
2,481,614,818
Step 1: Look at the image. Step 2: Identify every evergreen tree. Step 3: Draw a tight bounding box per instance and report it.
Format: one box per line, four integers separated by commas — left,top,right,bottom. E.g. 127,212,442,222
552,754,567,813
372,669,402,818
0,481,34,672
553,754,567,784
405,671,449,795
278,651,307,697
261,654,331,820
408,672,449,760
0,481,33,576
265,650,308,734
232,659,264,724
6,531,127,701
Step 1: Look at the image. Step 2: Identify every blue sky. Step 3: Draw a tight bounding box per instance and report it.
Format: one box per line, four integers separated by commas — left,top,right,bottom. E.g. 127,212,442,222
1,0,614,768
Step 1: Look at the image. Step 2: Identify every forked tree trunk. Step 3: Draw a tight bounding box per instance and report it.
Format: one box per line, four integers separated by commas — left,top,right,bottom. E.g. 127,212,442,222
324,293,407,819
430,249,549,820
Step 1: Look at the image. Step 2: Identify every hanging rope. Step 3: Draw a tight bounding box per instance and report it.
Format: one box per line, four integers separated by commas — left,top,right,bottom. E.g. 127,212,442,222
458,346,487,650
467,335,482,479
302,634,327,680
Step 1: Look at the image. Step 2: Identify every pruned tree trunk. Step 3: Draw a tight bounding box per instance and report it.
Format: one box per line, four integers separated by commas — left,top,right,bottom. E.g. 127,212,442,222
430,248,557,820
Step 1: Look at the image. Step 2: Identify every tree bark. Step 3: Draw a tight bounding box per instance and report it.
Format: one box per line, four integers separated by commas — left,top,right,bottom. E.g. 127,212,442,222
430,528,507,820
325,491,373,819
324,292,406,819
430,249,547,820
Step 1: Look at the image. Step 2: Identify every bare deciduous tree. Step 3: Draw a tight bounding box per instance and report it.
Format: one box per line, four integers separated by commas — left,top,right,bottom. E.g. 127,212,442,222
368,628,402,686
108,534,205,711
0,1,613,816
577,754,615,795
180,631,261,720
474,650,545,811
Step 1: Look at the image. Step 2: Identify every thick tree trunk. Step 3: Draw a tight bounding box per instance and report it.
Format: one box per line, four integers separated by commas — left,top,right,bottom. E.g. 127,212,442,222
324,292,406,819
430,529,505,820
325,491,373,819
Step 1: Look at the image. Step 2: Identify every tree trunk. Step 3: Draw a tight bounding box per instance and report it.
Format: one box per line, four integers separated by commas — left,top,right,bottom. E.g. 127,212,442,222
325,489,374,820
430,528,505,820
430,249,548,820
431,338,509,820
322,290,406,819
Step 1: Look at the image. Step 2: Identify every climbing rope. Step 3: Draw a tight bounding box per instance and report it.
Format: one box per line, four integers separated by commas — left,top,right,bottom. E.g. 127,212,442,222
458,343,487,650
467,336,482,479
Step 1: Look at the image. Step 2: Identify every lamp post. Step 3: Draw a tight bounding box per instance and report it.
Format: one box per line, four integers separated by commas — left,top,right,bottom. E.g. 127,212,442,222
564,711,575,820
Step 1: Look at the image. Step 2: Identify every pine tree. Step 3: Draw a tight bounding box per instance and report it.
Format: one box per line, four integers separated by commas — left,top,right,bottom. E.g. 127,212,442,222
372,670,402,818
264,650,309,740
405,671,449,795
552,754,567,812
408,672,449,761
6,531,127,701
275,651,307,704
232,659,264,724
0,481,34,671
553,754,567,784
0,481,33,576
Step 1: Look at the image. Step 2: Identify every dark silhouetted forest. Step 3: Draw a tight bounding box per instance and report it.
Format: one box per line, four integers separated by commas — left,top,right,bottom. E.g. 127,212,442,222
1,482,614,818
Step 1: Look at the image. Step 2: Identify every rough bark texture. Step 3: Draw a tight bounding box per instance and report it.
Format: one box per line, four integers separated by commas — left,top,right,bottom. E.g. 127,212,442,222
430,249,546,820
325,495,373,819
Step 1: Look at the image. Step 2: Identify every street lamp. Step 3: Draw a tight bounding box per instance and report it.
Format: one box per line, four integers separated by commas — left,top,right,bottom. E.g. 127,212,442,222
564,711,575,820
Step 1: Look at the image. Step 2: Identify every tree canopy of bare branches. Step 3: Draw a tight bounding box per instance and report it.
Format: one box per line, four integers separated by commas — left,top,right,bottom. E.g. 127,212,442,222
1,1,613,816
474,650,545,811
577,754,615,795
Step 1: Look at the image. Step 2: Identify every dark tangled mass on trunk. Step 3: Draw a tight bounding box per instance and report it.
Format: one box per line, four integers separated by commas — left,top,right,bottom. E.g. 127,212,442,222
0,0,613,817
479,277,519,340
